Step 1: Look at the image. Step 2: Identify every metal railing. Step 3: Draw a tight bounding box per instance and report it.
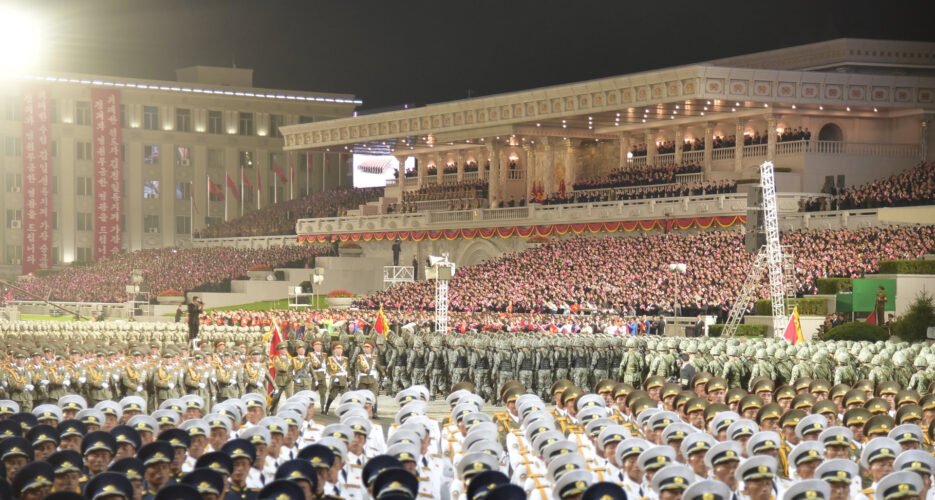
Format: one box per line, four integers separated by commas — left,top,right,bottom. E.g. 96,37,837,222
712,148,735,160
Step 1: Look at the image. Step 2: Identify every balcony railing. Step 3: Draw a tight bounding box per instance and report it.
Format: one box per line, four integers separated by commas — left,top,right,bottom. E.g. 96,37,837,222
462,171,480,181
655,153,676,164
506,169,525,181
712,148,735,160
675,172,703,184
743,144,767,157
682,150,704,163
626,156,648,167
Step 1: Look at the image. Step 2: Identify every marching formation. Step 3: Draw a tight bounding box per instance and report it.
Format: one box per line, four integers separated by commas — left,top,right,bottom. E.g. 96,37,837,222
0,317,935,499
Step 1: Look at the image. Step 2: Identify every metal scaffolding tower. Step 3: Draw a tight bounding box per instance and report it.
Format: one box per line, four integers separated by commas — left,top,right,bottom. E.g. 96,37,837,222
426,254,456,334
723,161,789,337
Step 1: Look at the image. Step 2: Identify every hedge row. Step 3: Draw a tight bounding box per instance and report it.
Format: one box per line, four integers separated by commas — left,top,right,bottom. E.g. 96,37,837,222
754,297,828,316
708,324,769,338
816,278,852,295
878,260,935,274
822,321,889,341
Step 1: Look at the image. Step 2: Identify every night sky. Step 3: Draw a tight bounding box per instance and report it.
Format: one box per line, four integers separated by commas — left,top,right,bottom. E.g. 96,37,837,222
25,0,935,109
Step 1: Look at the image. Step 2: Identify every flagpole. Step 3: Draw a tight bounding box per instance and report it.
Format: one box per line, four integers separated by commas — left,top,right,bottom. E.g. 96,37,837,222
240,166,244,217
224,177,228,222
274,170,278,204
190,181,194,239
322,152,326,193
256,160,261,211
206,175,210,225
290,158,294,201
306,152,310,197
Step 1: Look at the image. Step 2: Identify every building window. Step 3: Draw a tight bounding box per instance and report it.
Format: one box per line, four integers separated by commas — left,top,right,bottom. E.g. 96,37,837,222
51,175,57,194
6,245,22,265
76,176,93,196
6,209,22,229
143,106,159,130
4,137,21,156
5,173,22,192
205,216,221,227
51,140,57,158
299,116,314,124
176,181,191,201
76,247,92,263
239,150,254,168
176,215,191,234
49,100,58,123
144,145,160,164
238,112,254,136
176,108,191,132
207,148,224,169
269,114,284,137
52,247,60,265
3,98,21,121
77,142,92,160
144,214,160,233
175,146,191,166
51,212,58,230
207,110,223,134
75,101,91,125
143,180,160,199
77,212,92,231
120,104,126,128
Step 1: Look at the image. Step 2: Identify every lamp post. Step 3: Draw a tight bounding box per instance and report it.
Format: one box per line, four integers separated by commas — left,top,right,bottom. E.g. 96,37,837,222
668,263,687,317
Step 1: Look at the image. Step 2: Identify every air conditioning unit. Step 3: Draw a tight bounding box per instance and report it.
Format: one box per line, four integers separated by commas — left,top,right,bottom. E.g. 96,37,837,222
10,220,21,229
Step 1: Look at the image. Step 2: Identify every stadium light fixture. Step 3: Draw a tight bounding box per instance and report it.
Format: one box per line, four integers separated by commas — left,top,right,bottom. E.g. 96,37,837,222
0,6,42,74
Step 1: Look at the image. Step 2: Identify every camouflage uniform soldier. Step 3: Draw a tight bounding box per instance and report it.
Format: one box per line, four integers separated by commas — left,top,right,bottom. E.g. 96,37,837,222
747,350,777,391
516,340,536,394
553,339,570,383
590,339,610,384
471,338,493,402
867,355,891,387
721,345,746,389
833,351,858,387
907,355,931,393
535,339,554,400
447,337,470,388
492,340,517,395
426,337,447,398
407,337,428,389
790,350,813,382
387,337,411,394
570,343,589,389
618,338,644,387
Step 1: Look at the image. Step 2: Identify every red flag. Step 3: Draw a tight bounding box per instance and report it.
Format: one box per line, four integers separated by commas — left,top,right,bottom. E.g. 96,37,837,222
273,162,288,184
208,178,225,201
191,185,199,214
226,173,240,201
783,306,804,344
306,153,313,176
374,306,389,335
265,320,282,395
242,170,253,192
865,310,877,325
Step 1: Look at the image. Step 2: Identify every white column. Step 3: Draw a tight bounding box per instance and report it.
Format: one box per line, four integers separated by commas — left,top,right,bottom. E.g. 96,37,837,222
645,130,655,166
674,126,683,165
486,141,501,207
417,154,426,188
523,144,535,202
456,151,465,182
394,154,406,186
540,139,554,195
564,140,578,190
767,115,778,161
619,135,628,169
703,123,713,173
735,119,745,172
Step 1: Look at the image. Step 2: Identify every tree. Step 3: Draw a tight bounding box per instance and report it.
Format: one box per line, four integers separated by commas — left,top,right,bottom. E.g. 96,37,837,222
893,290,935,342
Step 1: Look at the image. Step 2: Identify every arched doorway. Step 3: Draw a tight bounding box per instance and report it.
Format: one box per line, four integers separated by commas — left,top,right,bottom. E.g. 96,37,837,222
818,123,843,142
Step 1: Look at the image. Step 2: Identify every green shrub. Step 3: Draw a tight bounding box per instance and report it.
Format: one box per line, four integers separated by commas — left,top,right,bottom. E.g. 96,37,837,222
893,291,935,342
754,297,828,316
823,321,889,342
816,278,852,295
708,324,768,338
878,260,935,274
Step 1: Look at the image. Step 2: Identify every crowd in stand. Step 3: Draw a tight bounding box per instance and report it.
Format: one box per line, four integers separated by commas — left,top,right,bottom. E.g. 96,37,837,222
829,162,935,210
357,225,935,319
9,245,330,303
572,163,702,191
547,180,737,205
389,181,489,213
779,127,812,142
194,188,383,238
712,135,736,149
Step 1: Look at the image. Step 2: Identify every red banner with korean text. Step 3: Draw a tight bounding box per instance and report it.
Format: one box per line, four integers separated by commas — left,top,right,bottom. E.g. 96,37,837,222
91,88,123,260
20,86,52,275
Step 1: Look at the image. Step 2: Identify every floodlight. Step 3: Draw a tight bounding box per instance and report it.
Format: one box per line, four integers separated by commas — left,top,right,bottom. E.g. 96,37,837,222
668,263,687,274
428,255,446,266
312,275,324,285
0,7,41,73
294,286,303,295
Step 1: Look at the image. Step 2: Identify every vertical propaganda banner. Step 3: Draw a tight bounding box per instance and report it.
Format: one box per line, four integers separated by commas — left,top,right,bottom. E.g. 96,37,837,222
20,86,52,275
91,88,123,260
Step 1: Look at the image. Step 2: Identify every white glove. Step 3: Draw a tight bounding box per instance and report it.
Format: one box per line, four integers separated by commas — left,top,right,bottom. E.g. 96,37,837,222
25,384,34,391
78,377,86,384
102,382,109,389
63,380,70,387
229,379,237,386
1,381,6,388
41,379,49,385
137,385,143,392
168,383,175,390
112,373,119,380
198,383,205,389
211,378,217,383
